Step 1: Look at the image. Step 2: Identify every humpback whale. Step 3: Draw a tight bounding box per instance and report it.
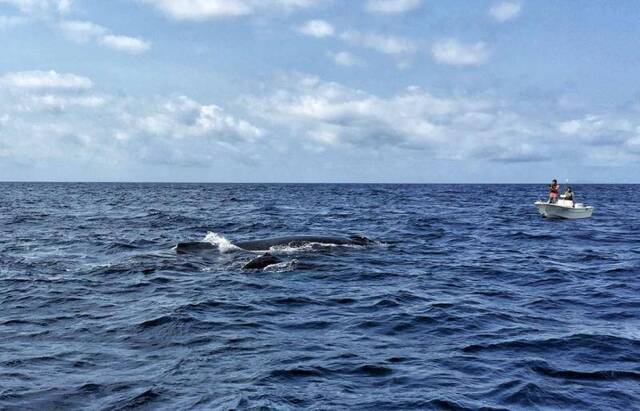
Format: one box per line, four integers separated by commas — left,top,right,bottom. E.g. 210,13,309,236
175,235,372,254
175,234,373,270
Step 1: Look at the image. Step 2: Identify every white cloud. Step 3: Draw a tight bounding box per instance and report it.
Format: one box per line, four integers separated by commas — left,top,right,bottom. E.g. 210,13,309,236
557,119,582,136
0,70,92,90
58,20,152,54
0,0,72,14
554,114,640,164
627,135,640,154
557,114,633,146
21,94,107,111
123,97,264,166
59,20,107,43
0,72,264,167
244,76,546,162
244,78,640,166
431,39,489,66
340,30,416,55
100,35,151,54
142,0,324,21
3,4,151,55
136,96,262,141
274,0,322,7
0,71,107,113
3,71,547,168
489,1,521,22
297,19,334,37
327,51,362,67
141,0,252,20
365,0,422,14
299,23,415,58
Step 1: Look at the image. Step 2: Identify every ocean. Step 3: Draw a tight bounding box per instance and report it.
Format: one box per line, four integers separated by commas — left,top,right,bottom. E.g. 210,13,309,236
1,183,639,410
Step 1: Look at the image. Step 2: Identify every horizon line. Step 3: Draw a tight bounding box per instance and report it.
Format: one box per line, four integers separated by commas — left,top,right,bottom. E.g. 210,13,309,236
1,181,637,185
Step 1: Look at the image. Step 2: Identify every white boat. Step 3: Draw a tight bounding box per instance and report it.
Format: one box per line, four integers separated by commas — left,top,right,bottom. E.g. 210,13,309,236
534,196,593,219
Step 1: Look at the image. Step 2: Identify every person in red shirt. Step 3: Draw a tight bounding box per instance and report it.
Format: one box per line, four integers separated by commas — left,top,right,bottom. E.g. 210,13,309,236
548,179,560,203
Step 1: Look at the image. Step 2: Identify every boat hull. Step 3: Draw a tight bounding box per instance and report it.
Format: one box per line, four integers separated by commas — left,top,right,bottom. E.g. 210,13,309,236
534,202,593,219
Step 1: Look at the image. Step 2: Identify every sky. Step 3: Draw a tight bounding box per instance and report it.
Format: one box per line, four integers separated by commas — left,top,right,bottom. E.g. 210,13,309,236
1,0,639,183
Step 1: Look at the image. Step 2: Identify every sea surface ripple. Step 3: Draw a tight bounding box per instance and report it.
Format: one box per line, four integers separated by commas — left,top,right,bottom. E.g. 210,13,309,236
1,183,639,410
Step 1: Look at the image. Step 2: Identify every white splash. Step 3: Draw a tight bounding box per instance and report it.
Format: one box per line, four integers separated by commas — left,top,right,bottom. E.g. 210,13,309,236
263,259,298,273
267,241,370,254
203,232,240,253
267,242,335,253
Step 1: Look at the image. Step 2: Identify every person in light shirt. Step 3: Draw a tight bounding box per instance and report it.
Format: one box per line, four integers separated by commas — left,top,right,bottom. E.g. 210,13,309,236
563,186,575,207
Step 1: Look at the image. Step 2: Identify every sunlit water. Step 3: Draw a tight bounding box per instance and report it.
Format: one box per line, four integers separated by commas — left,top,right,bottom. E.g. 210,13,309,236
1,183,639,409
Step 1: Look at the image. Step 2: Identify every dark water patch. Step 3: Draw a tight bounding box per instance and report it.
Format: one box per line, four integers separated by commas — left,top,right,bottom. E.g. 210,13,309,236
267,295,319,306
268,366,327,379
2,356,60,367
328,297,357,305
354,364,394,376
462,333,640,356
1,319,46,327
507,231,556,240
371,298,401,308
149,276,172,284
531,363,640,381
386,356,409,363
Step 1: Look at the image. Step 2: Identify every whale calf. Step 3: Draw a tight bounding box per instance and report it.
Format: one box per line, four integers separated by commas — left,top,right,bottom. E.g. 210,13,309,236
175,235,372,254
243,253,282,269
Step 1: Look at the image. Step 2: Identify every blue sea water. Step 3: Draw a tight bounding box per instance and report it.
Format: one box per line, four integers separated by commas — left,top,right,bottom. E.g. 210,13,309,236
1,183,639,410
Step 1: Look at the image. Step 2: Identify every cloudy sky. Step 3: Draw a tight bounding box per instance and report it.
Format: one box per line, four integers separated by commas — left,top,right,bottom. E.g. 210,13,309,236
1,0,639,182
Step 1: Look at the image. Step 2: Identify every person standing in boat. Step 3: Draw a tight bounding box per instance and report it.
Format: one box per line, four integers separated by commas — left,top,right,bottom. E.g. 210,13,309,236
548,179,560,203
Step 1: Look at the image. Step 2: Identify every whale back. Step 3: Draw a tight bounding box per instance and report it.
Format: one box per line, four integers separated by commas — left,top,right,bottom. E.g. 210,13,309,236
235,235,365,251
175,235,373,253
175,241,217,253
